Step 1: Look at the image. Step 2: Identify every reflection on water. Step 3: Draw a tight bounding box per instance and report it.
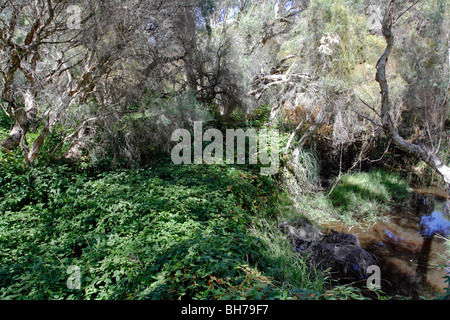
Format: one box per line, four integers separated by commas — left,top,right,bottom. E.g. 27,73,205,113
419,210,450,238
322,187,450,299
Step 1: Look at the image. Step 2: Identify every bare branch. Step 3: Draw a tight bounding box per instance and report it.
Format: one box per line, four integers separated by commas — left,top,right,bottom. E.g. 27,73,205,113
358,97,381,118
395,0,422,22
353,110,383,128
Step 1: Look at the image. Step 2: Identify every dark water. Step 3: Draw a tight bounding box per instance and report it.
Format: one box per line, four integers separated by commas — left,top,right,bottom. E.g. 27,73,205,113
322,187,450,299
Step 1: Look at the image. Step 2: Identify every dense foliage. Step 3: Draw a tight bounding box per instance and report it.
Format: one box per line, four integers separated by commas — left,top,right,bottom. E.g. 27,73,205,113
0,152,328,299
0,0,449,301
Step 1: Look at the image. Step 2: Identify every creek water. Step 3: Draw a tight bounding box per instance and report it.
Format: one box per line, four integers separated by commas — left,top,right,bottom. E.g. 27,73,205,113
322,186,450,299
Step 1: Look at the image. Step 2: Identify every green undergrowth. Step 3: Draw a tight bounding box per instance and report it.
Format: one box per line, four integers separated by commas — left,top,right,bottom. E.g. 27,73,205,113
328,170,411,224
278,169,411,228
0,153,329,300
0,111,9,143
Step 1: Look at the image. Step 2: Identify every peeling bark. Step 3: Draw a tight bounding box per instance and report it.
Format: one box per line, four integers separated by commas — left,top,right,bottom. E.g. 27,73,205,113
1,121,24,150
1,104,30,151
26,125,50,165
64,126,93,160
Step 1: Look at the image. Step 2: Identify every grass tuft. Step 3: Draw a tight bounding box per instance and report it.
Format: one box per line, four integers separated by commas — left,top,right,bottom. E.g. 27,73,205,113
329,170,410,223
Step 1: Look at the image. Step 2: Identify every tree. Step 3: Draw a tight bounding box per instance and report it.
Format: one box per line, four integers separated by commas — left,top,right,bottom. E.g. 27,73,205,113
0,0,112,163
0,0,200,164
375,0,450,196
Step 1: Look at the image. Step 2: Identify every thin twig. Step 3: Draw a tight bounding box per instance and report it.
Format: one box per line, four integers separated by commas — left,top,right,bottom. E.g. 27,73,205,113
359,97,381,118
48,248,66,269
395,0,422,22
368,140,391,163
285,119,305,152
327,144,344,196
0,100,9,117
353,110,383,127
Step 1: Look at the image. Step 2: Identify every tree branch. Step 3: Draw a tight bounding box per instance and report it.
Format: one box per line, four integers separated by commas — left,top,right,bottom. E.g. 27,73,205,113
359,97,381,118
395,0,422,22
353,110,383,128
376,0,450,196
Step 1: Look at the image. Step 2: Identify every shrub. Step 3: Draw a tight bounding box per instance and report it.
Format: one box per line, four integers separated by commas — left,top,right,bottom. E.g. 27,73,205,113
0,160,327,300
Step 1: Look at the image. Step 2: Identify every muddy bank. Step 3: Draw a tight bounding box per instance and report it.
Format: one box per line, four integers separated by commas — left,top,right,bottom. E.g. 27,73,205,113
322,187,450,299
279,218,378,285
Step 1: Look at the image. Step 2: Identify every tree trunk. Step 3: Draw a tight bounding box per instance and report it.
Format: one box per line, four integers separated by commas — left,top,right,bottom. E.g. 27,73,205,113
64,126,93,160
1,120,25,150
1,91,37,151
26,125,50,165
376,0,450,198
1,106,28,151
